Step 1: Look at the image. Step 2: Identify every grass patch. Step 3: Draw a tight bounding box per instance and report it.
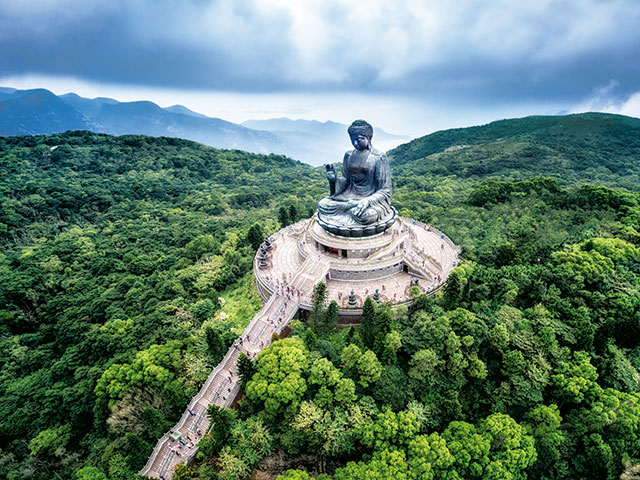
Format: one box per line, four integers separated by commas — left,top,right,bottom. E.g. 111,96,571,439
218,271,263,332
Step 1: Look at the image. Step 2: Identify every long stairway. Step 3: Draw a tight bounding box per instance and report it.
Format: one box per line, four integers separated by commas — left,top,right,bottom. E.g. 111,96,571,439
140,254,329,479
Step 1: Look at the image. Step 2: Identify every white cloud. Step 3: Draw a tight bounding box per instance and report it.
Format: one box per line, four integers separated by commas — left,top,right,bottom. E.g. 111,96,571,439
617,93,640,118
4,0,639,94
572,80,640,119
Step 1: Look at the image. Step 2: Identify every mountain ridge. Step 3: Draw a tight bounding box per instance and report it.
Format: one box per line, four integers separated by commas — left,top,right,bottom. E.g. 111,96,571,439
388,111,640,191
0,87,408,165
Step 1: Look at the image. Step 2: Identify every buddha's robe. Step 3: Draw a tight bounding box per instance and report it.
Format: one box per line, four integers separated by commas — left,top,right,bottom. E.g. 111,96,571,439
318,148,392,226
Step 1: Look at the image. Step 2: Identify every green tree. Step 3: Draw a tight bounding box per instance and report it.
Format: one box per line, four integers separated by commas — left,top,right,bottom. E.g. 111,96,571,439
245,338,309,417
551,351,601,405
29,424,72,457
74,467,109,480
373,365,408,411
373,308,393,356
192,298,216,320
246,223,264,250
324,300,339,332
525,404,569,479
217,447,251,480
480,413,537,480
441,263,473,310
381,330,402,365
362,408,421,451
185,234,219,260
205,325,226,364
237,353,256,387
278,206,290,227
441,421,490,479
309,282,327,333
361,297,377,348
303,327,318,351
95,340,185,405
228,416,273,464
407,432,455,479
334,378,357,407
277,470,311,480
200,405,237,456
357,350,383,388
289,204,298,222
335,449,409,480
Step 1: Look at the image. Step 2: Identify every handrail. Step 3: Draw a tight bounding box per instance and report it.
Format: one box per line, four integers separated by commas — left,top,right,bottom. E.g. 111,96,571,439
140,291,282,477
367,231,409,261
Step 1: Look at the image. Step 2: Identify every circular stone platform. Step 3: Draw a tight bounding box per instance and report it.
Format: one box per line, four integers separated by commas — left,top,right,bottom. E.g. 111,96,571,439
254,215,461,318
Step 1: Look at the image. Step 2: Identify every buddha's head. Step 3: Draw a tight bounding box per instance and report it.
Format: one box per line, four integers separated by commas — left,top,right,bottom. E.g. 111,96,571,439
348,120,373,151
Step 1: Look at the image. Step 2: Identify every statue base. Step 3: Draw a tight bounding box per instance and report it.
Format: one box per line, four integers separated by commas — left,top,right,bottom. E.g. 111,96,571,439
254,215,461,318
316,207,398,237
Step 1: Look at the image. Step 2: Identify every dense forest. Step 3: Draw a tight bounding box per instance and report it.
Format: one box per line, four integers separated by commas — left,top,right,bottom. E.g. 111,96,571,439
2,113,640,480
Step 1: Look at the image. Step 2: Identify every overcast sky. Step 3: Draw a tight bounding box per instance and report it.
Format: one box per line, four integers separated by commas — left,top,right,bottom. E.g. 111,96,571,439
1,0,640,136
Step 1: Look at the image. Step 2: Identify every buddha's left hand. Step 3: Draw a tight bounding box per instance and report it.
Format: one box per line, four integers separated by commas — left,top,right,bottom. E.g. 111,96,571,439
353,199,370,217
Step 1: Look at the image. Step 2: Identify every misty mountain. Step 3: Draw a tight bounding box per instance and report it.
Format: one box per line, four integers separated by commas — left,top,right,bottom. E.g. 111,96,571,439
242,117,410,166
0,88,287,157
0,88,410,165
0,89,92,134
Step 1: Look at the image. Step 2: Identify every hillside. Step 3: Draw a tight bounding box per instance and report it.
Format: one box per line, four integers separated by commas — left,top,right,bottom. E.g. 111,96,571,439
2,125,640,480
389,112,640,190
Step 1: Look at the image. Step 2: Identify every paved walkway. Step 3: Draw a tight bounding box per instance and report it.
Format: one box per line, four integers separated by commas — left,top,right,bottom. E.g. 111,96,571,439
139,251,328,479
256,217,461,309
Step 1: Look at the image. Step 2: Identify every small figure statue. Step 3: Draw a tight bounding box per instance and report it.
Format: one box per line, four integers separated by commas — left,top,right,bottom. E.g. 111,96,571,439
259,249,269,268
348,289,358,307
373,288,380,302
317,120,396,237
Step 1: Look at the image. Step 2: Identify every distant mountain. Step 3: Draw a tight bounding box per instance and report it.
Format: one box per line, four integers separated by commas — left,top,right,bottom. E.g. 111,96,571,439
164,104,209,118
0,88,287,157
0,88,410,165
242,117,410,166
388,112,640,191
0,88,93,135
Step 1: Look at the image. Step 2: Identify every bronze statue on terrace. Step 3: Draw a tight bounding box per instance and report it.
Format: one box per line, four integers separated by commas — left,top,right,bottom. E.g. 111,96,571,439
317,120,396,237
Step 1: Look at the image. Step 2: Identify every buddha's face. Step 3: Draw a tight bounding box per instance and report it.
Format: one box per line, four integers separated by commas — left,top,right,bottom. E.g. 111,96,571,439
350,133,371,151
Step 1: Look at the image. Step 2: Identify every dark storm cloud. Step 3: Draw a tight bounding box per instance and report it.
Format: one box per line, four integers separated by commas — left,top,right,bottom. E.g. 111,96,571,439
0,1,293,90
2,0,640,104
